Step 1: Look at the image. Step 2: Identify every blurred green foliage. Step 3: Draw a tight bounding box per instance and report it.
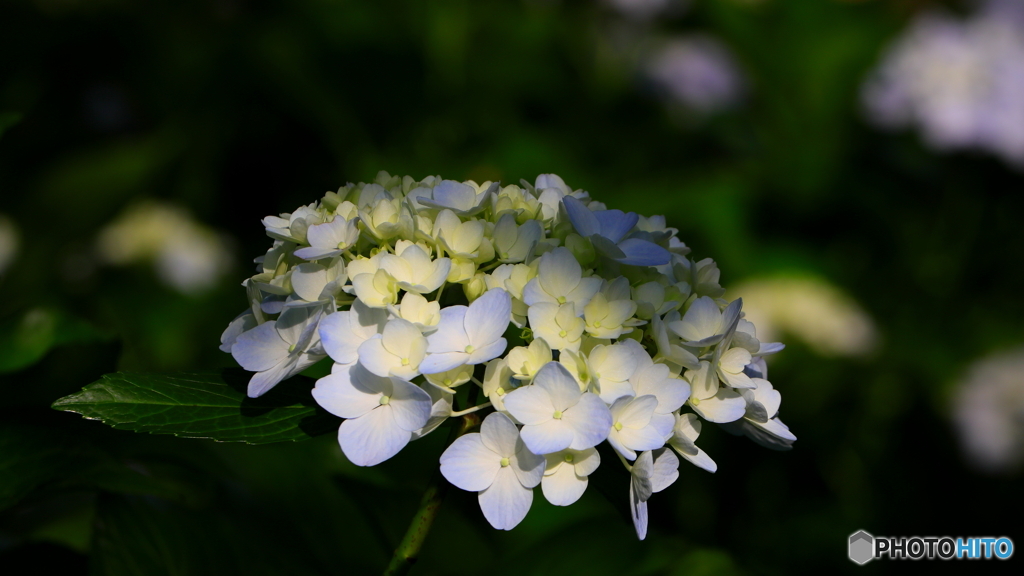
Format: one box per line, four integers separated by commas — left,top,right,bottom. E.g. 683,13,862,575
1,0,1022,574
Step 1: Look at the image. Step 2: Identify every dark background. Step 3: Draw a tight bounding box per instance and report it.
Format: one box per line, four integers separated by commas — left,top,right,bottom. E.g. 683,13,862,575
1,0,1022,574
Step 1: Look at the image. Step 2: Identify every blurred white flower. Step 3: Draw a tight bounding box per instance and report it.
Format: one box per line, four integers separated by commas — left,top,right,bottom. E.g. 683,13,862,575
604,0,680,21
0,214,19,277
862,0,1024,167
952,348,1024,473
643,35,745,114
731,276,877,357
96,201,232,294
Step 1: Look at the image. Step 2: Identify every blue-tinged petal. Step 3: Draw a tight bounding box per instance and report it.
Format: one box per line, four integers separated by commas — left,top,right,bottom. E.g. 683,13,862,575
593,209,639,244
562,195,600,238
614,238,672,267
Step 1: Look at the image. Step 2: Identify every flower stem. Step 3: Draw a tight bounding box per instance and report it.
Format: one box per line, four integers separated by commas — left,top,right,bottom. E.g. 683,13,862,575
382,412,481,576
449,402,492,417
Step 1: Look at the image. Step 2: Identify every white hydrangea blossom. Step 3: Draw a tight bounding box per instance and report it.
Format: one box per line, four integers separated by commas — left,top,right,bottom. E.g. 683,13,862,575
222,170,795,538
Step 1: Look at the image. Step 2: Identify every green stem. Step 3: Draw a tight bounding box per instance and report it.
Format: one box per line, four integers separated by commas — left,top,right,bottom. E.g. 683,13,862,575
382,412,481,576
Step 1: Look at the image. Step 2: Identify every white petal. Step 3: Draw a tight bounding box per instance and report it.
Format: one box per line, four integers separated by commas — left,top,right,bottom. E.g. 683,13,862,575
338,407,412,467
672,412,702,447
276,306,315,347
426,306,470,354
231,322,288,372
440,433,501,491
319,303,386,365
511,444,545,488
521,278,556,307
606,431,637,461
389,379,433,431
502,385,554,426
616,395,659,429
465,288,512,347
294,246,343,261
630,485,649,541
291,262,331,301
479,412,522,457
381,318,424,357
649,448,679,493
246,357,297,398
533,362,582,411
541,464,588,506
692,388,747,423
311,367,382,419
632,364,690,414
616,425,667,454
650,412,676,441
565,277,603,310
478,467,533,530
677,446,717,473
572,447,601,477
520,419,574,455
676,296,721,342
537,248,582,299
562,393,612,450
219,311,257,353
737,417,797,451
419,352,469,374
431,180,477,212
466,337,507,366
357,336,397,378
631,451,654,502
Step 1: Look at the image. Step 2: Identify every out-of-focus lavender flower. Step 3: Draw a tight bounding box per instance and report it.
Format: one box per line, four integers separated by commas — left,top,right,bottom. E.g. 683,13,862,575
862,0,1024,167
643,35,745,114
952,348,1024,473
604,0,679,21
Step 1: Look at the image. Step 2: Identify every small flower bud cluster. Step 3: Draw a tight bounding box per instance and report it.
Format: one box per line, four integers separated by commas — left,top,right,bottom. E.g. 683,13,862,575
221,171,796,539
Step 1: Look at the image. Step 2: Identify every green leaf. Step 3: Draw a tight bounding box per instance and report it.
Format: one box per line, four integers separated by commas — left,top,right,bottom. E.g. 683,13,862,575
52,370,339,444
0,307,109,374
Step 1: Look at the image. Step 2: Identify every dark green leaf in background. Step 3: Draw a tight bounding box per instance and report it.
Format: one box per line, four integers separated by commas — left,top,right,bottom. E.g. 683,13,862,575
52,371,339,444
0,308,108,374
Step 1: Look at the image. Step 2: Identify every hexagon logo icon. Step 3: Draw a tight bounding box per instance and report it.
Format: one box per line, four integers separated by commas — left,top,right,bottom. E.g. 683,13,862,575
849,530,874,565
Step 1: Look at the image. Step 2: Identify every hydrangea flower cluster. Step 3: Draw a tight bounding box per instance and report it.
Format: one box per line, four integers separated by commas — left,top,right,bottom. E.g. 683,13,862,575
220,171,796,539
